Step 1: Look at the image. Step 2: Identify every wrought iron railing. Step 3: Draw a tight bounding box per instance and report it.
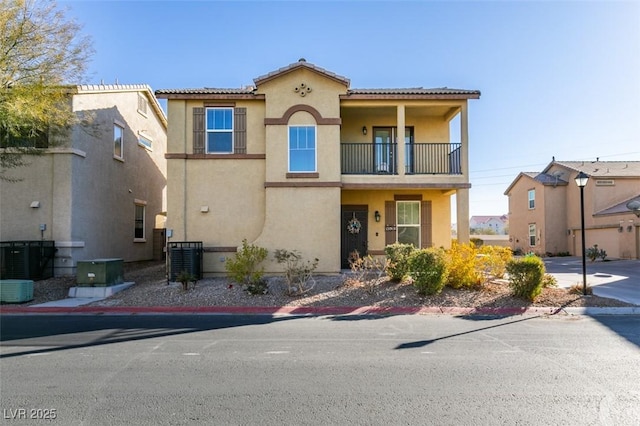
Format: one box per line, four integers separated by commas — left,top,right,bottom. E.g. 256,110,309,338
341,142,461,175
341,143,397,174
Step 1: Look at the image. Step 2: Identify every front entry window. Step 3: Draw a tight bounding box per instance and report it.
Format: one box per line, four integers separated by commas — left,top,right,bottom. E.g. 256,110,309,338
397,201,420,247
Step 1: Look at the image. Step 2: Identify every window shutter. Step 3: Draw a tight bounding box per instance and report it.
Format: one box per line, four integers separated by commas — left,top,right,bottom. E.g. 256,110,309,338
385,201,396,246
421,200,432,248
234,107,246,154
193,107,205,154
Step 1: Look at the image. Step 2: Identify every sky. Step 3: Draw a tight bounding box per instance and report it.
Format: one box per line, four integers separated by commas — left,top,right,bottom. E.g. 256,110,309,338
61,0,640,218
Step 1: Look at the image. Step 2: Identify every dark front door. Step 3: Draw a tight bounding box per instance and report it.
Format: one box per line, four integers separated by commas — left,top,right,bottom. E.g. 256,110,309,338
341,206,368,268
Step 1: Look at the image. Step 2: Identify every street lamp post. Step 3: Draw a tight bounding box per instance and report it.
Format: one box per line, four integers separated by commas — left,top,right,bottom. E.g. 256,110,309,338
575,171,589,295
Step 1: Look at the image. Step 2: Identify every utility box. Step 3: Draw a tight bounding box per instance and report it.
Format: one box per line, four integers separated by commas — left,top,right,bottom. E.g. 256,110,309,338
0,241,56,280
169,242,203,281
0,279,34,303
76,258,124,287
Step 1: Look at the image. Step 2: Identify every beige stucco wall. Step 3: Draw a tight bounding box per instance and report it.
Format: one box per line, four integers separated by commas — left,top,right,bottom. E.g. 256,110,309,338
259,68,346,120
264,110,341,182
507,168,640,258
341,189,452,250
0,88,167,275
506,177,545,253
166,100,266,155
163,66,476,276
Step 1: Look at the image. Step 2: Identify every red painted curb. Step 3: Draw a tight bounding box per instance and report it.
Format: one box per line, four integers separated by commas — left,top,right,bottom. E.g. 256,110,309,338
0,305,565,316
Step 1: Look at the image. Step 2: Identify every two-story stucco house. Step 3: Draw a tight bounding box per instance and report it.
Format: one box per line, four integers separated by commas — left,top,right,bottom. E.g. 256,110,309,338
470,215,508,234
156,59,480,274
0,84,167,276
504,159,640,259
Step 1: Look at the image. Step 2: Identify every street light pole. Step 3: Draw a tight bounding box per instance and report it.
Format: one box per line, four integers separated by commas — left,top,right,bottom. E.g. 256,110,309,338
575,171,589,296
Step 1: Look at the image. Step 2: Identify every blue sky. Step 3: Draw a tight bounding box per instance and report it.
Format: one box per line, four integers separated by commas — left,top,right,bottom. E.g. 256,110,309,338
62,0,640,218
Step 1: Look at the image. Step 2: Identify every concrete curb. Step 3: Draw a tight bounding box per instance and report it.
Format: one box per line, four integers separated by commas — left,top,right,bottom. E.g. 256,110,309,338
1,305,638,316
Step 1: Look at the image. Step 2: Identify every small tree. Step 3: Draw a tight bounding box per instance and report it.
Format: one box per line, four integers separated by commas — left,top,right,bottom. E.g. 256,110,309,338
1,0,94,179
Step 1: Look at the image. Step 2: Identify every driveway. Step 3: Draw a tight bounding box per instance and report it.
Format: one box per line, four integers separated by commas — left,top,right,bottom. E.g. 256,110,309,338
544,257,640,305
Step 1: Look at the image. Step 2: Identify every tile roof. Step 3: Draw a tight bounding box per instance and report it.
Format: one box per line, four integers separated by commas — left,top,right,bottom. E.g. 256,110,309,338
156,60,480,99
155,87,256,95
545,160,640,177
347,88,481,96
253,58,350,87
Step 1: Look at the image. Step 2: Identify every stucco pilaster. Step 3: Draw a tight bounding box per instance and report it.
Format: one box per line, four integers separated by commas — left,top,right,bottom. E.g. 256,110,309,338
456,188,470,243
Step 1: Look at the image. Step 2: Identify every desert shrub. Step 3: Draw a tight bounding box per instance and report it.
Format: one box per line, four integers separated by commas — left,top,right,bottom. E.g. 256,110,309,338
175,270,197,291
586,244,607,262
444,241,483,289
409,248,448,296
348,251,389,294
384,243,416,281
505,254,545,301
274,249,318,296
542,273,558,288
225,239,268,289
477,245,513,280
569,283,593,295
246,278,269,295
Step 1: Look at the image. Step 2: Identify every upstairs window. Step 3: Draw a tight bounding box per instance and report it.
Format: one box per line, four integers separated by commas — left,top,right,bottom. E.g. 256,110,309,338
114,123,124,159
206,107,233,153
289,126,316,172
528,189,535,209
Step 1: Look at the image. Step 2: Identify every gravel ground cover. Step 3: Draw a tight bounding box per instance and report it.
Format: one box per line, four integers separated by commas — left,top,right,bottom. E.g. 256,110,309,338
13,260,637,309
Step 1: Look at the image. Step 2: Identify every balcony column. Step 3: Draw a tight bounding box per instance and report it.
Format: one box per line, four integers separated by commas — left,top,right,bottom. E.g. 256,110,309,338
460,102,469,176
456,188,470,243
397,104,405,176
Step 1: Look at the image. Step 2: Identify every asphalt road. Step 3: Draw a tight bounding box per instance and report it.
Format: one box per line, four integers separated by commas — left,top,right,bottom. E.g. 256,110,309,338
1,313,639,425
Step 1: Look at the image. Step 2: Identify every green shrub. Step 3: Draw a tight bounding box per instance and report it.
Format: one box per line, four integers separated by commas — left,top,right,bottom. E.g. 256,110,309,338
445,241,483,288
505,255,545,301
245,278,269,295
409,248,448,296
586,244,607,262
225,239,268,289
274,249,318,296
384,243,416,281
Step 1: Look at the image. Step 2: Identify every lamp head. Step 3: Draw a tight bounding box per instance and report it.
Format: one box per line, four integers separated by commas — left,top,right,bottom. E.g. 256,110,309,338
574,171,589,187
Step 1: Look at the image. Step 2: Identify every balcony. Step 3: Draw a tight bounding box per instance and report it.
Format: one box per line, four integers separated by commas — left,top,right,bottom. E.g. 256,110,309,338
341,142,461,175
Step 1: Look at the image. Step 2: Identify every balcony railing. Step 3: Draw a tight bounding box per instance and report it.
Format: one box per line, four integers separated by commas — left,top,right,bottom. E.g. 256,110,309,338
341,142,461,175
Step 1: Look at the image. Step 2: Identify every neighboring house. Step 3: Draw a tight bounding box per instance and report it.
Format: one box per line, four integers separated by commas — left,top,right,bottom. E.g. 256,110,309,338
470,215,508,234
156,59,480,274
504,160,640,259
0,84,167,276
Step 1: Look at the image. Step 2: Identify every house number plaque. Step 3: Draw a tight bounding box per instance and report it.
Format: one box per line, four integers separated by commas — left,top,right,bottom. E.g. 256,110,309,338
385,225,396,232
